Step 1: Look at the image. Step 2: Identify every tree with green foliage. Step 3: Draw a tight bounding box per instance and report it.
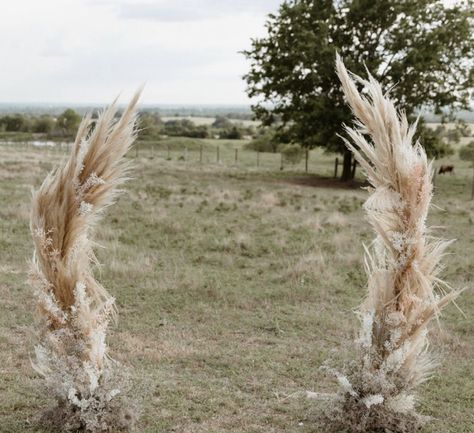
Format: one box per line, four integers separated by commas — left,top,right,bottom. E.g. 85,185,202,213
245,128,281,152
57,109,81,136
164,119,209,139
191,125,210,139
34,115,56,134
0,114,32,132
138,112,163,139
212,116,234,129
219,126,243,140
244,0,474,180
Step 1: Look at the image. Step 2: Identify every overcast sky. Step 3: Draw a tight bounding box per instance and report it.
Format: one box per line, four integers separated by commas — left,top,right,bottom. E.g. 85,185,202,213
0,0,282,105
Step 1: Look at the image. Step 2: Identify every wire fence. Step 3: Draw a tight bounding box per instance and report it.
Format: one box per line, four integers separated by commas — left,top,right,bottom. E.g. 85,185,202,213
0,139,349,178
133,142,348,177
2,139,473,198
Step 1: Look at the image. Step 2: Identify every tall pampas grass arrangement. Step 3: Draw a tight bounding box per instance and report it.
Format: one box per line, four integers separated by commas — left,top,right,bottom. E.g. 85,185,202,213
29,93,140,432
322,56,462,432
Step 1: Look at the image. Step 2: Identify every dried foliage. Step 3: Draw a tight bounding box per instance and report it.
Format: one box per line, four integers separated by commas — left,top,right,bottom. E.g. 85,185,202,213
29,93,140,432
323,56,462,432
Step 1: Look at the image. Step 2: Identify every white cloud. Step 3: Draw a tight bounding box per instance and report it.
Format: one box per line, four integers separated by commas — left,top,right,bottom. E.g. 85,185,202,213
115,0,281,22
0,0,280,104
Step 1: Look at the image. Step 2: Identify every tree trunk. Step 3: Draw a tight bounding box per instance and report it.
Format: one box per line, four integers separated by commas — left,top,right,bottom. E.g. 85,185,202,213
341,149,354,181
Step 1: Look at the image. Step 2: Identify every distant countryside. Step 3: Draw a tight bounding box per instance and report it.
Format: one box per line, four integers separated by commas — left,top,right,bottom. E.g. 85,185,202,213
0,108,473,187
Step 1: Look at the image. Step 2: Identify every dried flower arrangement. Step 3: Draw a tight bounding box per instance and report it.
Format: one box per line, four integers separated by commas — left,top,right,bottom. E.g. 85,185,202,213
30,93,140,432
322,56,462,432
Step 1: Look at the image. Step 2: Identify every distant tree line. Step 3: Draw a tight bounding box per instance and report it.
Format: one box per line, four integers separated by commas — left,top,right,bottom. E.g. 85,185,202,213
0,110,257,141
139,106,254,119
2,109,470,166
139,113,255,140
0,109,81,137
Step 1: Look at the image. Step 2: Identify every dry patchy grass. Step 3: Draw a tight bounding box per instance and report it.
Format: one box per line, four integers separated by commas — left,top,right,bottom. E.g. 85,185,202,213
0,144,473,432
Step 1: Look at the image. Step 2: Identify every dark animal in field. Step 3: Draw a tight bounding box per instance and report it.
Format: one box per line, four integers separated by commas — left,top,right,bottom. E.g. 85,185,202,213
438,165,454,175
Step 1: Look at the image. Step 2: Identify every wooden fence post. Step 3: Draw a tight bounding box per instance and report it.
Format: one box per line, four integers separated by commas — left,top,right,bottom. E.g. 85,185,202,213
200,144,203,164
334,157,339,178
305,149,309,173
235,148,238,164
280,153,284,171
351,159,357,178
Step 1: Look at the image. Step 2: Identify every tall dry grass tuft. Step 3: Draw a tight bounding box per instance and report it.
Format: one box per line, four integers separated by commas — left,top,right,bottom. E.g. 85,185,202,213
29,93,140,432
322,56,462,432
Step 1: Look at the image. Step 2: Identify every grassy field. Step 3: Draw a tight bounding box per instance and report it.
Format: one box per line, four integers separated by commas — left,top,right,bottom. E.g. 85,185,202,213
0,141,473,432
135,137,341,175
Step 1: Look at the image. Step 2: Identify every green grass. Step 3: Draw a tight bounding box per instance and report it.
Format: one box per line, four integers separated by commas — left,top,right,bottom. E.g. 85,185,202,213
133,137,341,177
0,142,473,432
0,131,36,142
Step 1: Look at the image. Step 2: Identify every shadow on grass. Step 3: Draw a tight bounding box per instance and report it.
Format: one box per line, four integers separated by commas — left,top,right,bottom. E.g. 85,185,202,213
274,173,367,190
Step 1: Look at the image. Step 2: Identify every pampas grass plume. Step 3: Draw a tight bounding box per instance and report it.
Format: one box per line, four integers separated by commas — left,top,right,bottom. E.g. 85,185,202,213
30,91,141,432
324,55,462,433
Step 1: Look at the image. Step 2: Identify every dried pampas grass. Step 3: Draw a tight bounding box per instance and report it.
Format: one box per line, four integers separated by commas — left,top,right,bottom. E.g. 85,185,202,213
322,56,462,432
30,92,140,432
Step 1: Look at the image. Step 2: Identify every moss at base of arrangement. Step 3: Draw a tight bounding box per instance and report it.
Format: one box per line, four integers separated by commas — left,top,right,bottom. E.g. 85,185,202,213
36,364,137,433
39,400,136,433
322,400,424,433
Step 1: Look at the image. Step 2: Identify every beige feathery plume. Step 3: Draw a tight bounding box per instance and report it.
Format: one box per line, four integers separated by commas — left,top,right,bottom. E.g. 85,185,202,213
324,56,462,432
30,92,141,432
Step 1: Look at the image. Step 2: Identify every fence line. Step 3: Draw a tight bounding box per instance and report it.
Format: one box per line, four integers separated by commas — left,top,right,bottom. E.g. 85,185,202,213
2,140,474,198
0,140,341,177
130,142,340,176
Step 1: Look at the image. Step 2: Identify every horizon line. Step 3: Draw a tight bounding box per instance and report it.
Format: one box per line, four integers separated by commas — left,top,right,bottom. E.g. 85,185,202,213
0,101,254,108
